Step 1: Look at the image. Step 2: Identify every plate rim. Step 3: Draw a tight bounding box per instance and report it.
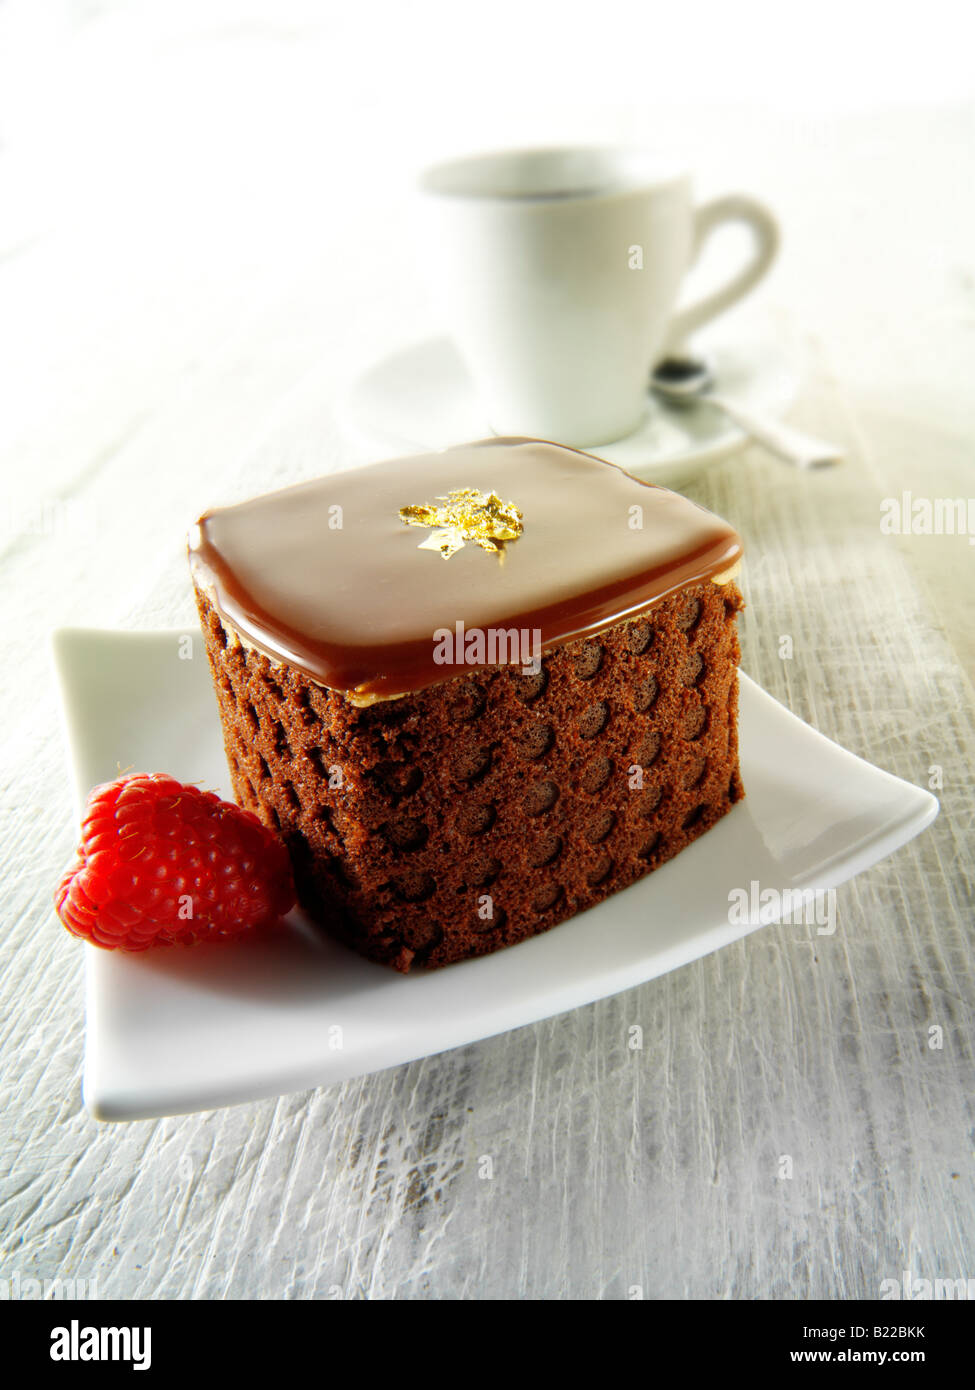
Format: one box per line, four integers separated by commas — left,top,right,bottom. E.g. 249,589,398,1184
336,330,800,485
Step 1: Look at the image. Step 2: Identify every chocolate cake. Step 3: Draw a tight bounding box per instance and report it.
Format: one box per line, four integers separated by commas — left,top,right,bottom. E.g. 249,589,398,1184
189,438,744,971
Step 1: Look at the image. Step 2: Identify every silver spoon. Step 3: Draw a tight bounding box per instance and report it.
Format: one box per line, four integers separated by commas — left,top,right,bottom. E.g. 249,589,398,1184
651,356,842,470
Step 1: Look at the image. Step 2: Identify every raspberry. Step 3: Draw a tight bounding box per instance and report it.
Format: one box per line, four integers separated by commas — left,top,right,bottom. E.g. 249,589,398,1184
55,773,296,951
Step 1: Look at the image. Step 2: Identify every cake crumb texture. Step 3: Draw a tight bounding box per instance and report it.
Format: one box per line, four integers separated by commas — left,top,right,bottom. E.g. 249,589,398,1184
195,582,745,971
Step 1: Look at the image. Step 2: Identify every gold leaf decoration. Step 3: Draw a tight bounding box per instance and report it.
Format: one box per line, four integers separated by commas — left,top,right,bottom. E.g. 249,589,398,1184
398,488,523,560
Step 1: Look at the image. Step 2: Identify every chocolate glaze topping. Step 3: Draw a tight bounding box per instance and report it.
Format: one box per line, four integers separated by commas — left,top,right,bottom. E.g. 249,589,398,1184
188,438,742,702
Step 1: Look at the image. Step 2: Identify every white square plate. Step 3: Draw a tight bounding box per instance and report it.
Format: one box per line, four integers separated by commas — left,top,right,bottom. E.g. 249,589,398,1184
52,628,938,1121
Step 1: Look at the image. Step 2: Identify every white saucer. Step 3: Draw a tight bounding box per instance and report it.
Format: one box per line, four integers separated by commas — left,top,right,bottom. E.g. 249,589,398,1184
339,333,800,489
53,627,937,1122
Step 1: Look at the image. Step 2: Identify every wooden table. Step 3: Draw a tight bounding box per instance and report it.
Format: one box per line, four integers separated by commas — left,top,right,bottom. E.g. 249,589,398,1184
1,6,972,1300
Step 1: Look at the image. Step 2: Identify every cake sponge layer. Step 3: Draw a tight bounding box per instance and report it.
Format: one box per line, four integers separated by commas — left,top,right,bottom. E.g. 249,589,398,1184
195,579,744,971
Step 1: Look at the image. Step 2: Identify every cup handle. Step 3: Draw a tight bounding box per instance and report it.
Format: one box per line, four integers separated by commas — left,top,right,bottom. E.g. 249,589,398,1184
664,194,779,352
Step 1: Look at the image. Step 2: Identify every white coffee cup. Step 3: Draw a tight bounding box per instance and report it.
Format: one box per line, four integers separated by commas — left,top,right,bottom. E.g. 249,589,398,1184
418,146,778,448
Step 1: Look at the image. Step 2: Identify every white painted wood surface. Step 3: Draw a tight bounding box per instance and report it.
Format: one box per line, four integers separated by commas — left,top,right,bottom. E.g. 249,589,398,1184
1,3,973,1299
